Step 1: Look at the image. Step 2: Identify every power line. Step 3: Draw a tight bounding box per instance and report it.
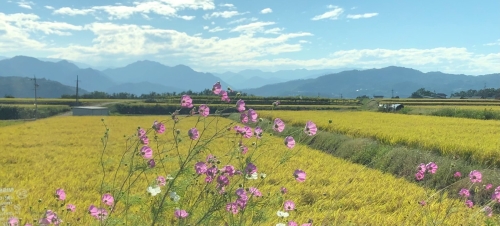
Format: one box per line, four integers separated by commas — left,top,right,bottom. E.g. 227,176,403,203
30,75,39,119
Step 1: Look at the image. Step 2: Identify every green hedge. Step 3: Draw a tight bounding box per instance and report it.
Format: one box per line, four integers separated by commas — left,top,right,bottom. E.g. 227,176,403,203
0,105,70,119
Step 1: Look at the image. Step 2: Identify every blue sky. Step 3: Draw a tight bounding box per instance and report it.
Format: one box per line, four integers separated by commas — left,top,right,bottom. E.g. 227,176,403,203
0,0,499,75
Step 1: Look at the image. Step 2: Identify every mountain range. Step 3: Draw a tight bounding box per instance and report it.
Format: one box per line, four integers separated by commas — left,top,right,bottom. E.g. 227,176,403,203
0,55,499,99
0,76,88,98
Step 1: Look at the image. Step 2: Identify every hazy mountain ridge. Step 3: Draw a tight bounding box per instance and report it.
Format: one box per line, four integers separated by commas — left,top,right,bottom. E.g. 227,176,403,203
0,76,88,98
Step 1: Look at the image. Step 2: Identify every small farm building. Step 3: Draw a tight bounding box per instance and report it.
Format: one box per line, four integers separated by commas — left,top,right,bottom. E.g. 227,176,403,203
72,106,109,116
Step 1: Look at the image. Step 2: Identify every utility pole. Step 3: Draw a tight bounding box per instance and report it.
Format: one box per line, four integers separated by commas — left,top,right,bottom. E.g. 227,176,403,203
76,75,81,106
340,94,343,99
391,89,394,98
30,75,39,119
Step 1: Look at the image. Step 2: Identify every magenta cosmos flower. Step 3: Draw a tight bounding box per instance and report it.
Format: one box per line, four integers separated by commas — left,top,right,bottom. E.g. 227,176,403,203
293,169,306,182
195,162,207,174
486,184,493,190
102,193,114,206
417,163,426,174
284,136,295,149
243,126,252,138
249,187,262,197
273,118,285,132
281,187,287,194
220,90,230,103
426,162,438,174
240,113,248,124
245,163,257,175
240,145,248,154
8,217,18,226
454,171,462,178
174,209,189,219
459,188,470,198
469,170,482,183
66,204,76,212
226,202,239,214
236,99,246,112
55,188,66,201
137,128,146,137
147,159,156,168
156,176,166,186
254,126,263,138
284,200,295,211
140,135,149,145
247,109,258,122
304,121,317,136
415,172,424,181
181,95,193,108
140,146,153,159
88,205,108,220
152,121,165,134
198,104,210,117
188,128,200,140
465,200,474,208
212,81,222,95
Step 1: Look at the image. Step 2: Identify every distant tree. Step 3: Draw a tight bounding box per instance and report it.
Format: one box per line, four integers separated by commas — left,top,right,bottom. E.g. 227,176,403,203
410,88,434,98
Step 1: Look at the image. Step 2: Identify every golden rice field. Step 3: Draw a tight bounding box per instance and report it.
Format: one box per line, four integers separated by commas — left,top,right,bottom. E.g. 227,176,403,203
259,110,500,166
407,105,500,110
0,116,486,225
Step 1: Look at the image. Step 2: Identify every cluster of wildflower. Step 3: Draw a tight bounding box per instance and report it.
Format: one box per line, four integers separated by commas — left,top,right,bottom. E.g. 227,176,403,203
414,162,437,181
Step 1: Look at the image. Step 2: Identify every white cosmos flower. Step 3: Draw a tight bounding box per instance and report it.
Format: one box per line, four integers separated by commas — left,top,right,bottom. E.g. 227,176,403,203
276,223,286,226
170,191,180,202
245,172,258,180
166,174,174,180
277,210,289,218
147,186,161,196
260,173,267,179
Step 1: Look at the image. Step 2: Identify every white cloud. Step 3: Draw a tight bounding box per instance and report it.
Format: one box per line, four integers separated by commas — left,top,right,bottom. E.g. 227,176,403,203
219,3,235,9
260,8,272,14
44,6,54,10
203,11,247,19
230,21,276,34
312,6,344,20
299,40,310,44
227,17,258,25
208,26,226,32
346,13,378,19
18,0,34,9
264,27,283,34
203,26,209,30
50,0,215,19
484,39,500,46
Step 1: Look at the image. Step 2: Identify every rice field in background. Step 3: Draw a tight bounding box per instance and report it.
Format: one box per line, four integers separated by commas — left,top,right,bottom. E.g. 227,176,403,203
0,115,484,225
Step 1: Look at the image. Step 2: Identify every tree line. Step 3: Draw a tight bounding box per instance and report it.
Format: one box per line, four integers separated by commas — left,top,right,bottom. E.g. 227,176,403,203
60,89,249,99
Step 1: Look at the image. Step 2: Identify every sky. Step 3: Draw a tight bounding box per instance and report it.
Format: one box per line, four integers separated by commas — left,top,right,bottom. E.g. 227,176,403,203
0,0,499,75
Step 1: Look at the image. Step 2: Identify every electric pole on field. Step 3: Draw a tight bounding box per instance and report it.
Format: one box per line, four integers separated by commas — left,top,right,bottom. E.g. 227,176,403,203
30,75,39,119
391,89,394,98
76,75,81,106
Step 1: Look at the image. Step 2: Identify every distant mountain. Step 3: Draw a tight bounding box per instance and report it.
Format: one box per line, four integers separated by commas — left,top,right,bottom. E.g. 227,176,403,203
106,82,184,96
0,76,88,98
0,56,7,61
213,68,358,89
242,66,500,98
38,57,94,69
101,60,232,92
0,56,117,92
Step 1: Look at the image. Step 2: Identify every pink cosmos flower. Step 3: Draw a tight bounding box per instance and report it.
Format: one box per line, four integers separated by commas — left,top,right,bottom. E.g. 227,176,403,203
419,200,426,206
198,104,210,117
415,172,425,181
254,126,263,138
140,146,153,159
39,210,62,225
233,125,245,135
486,184,493,190
492,191,500,203
236,99,246,112
469,170,482,183
301,224,312,226
284,136,295,149
101,193,114,206
195,162,207,174
88,205,108,220
245,163,257,175
55,188,66,201
156,176,166,186
465,200,474,208
152,121,165,134
216,175,230,187
417,163,426,174
140,136,149,145
459,188,470,198
426,162,438,174
247,109,258,122
220,90,230,103
66,204,76,212
240,113,248,124
236,198,248,210
212,81,222,95
180,95,193,108
188,128,200,140
304,121,317,136
8,217,18,226
293,169,306,182
206,154,217,164
226,202,239,214
243,126,253,138
248,187,262,197
222,165,236,176
174,209,189,219
240,145,248,154
288,221,298,226
483,206,493,217
454,171,462,178
284,200,295,211
273,118,285,132
147,159,156,168
137,128,146,137
236,188,246,197
281,187,287,194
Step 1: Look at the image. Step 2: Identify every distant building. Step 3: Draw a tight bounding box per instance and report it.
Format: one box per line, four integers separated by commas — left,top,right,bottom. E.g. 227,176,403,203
469,96,483,99
72,106,110,116
435,93,447,99
378,103,404,111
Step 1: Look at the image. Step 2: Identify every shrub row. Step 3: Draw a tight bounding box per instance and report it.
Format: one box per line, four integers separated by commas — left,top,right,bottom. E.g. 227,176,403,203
0,105,70,120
